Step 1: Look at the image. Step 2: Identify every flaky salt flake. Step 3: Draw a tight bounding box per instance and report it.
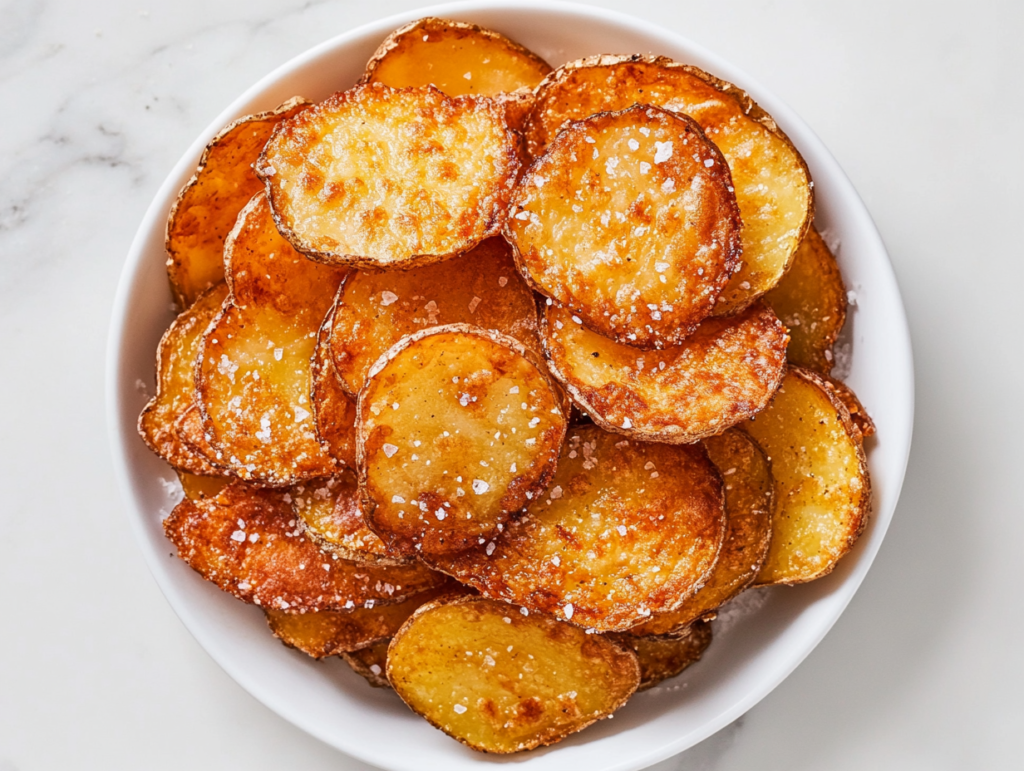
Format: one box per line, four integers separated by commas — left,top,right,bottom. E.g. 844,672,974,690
472,479,490,494
520,607,529,616
549,485,563,500
503,617,512,624
498,276,508,287
703,158,714,167
485,541,496,556
453,703,467,714
463,71,472,80
616,525,627,536
381,443,399,458
564,603,574,620
369,664,382,676
552,555,561,567
627,138,640,151
622,417,633,429
435,508,447,521
380,291,398,307
273,347,283,361
230,530,246,542
654,141,673,163
293,406,310,423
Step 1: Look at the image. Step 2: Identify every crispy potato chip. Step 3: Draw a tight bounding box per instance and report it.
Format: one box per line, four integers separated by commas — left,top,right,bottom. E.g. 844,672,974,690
358,326,567,557
764,227,847,372
138,283,230,475
525,55,813,313
362,17,551,97
507,105,742,349
426,425,726,632
256,83,520,269
542,301,788,443
822,376,876,440
176,471,230,502
746,368,871,585
620,620,712,691
628,430,772,636
342,640,391,688
265,584,459,658
329,238,542,397
175,404,227,470
164,481,445,612
166,98,308,307
387,595,639,753
290,473,407,566
311,305,357,466
195,194,348,485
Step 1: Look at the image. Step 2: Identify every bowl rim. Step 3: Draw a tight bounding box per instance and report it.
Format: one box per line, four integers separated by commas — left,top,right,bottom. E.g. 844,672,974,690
105,1,915,768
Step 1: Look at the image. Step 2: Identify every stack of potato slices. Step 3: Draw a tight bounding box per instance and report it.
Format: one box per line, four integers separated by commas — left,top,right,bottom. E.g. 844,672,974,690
140,17,873,754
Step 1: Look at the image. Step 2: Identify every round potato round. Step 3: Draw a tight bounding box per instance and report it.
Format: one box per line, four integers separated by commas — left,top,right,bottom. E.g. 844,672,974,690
387,595,639,754
357,325,567,557
542,300,788,443
256,82,520,269
426,425,727,632
506,105,741,350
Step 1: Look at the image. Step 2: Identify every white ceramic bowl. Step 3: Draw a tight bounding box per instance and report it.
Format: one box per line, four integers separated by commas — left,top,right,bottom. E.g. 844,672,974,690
106,2,914,768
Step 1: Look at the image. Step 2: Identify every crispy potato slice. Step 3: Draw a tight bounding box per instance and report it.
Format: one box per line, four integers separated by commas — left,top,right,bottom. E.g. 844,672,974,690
362,17,551,97
542,301,788,443
358,326,567,557
290,473,407,566
138,283,230,475
822,376,876,440
195,194,348,485
507,105,742,349
426,425,726,632
311,305,357,466
342,640,392,688
175,404,227,470
166,98,308,307
525,55,813,313
745,368,871,585
627,430,772,636
764,227,847,372
176,471,230,501
620,620,712,691
387,596,639,753
329,238,542,396
265,584,459,658
256,83,520,269
164,481,445,612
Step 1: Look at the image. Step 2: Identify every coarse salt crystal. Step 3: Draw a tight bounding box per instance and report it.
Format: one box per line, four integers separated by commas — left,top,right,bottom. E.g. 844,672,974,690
273,347,283,361
628,138,640,151
230,530,246,542
382,443,399,458
654,141,673,163
498,276,508,287
472,479,490,494
453,704,467,714
549,486,563,500
380,291,398,306
564,603,574,620
486,542,496,556
622,417,633,429
617,525,627,536
704,158,714,167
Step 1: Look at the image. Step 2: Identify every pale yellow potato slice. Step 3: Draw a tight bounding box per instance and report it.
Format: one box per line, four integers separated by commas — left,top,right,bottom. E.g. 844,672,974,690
746,368,871,585
387,596,639,753
357,325,567,557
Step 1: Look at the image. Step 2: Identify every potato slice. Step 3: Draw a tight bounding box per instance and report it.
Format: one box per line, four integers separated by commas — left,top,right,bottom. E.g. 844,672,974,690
174,404,227,471
176,471,230,502
822,376,876,440
764,227,847,372
525,55,813,314
627,430,772,636
195,193,348,485
426,425,726,632
265,584,459,658
255,83,520,269
387,596,639,753
311,305,356,466
342,640,391,688
290,473,407,566
621,620,712,691
163,481,445,612
166,98,308,307
745,368,871,585
138,283,230,475
329,238,541,396
542,301,788,443
507,105,741,350
358,326,567,557
362,17,551,97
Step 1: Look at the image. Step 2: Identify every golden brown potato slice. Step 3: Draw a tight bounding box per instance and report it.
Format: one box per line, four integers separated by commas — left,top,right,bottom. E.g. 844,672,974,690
342,640,391,688
329,238,541,397
138,283,230,475
175,404,227,470
255,83,520,269
362,17,551,97
176,471,231,501
627,430,772,636
166,97,308,307
265,584,459,658
525,55,813,314
358,326,567,557
310,306,357,466
507,105,741,350
426,425,725,632
163,481,446,612
745,368,871,585
289,473,407,566
195,193,348,486
764,227,847,372
387,596,639,753
620,620,712,691
822,376,876,440
542,301,788,443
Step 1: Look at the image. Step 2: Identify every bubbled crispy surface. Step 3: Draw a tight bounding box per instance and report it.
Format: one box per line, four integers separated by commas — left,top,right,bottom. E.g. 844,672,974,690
256,83,520,268
163,482,446,612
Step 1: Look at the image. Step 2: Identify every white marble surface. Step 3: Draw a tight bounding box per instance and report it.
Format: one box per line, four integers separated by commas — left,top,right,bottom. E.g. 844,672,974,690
1,0,1021,768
